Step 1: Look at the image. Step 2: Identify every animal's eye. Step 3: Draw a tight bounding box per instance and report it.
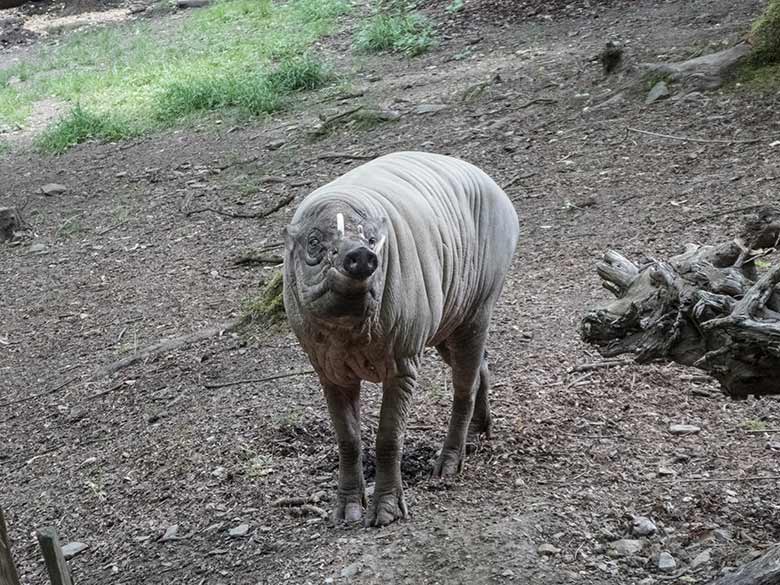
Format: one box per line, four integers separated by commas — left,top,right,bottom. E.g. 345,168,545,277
368,237,377,248
308,237,320,248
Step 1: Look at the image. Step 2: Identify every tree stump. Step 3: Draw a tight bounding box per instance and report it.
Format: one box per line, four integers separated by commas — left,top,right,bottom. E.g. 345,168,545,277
0,208,21,242
581,207,780,399
709,545,780,585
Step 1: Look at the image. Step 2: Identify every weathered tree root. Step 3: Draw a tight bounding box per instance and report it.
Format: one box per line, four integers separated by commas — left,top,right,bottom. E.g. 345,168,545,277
709,544,780,585
581,207,780,399
639,42,752,91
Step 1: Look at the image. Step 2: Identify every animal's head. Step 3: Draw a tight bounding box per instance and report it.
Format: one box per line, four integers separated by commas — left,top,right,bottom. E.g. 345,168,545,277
284,200,389,321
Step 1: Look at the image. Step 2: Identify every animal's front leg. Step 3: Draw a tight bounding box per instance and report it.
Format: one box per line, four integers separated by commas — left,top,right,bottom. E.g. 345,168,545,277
323,381,365,523
366,359,418,527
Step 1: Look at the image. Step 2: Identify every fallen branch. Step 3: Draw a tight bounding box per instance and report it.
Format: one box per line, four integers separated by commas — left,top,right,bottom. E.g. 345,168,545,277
568,359,634,373
203,369,316,389
692,204,765,223
95,319,243,379
517,97,557,109
186,194,294,219
626,127,764,145
0,376,79,409
316,152,377,162
503,172,537,190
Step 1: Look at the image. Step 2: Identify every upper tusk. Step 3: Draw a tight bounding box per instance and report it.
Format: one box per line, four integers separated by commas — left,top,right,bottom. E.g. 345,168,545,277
336,213,344,236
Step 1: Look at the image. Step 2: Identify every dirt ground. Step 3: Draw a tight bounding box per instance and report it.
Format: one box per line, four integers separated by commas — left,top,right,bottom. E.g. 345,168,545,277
2,0,779,584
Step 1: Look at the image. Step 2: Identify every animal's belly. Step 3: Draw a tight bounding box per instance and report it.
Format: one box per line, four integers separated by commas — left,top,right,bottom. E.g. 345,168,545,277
316,343,386,385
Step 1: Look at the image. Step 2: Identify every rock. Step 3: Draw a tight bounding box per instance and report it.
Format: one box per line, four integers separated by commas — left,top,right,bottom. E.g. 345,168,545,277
341,562,361,578
645,81,670,104
691,548,712,569
658,551,677,572
609,539,644,557
28,243,48,255
632,516,657,537
267,139,285,151
40,183,67,196
670,424,701,435
160,525,179,542
712,528,732,542
538,543,561,556
413,104,448,115
0,207,21,242
229,524,249,538
211,466,228,481
61,542,88,560
638,578,655,585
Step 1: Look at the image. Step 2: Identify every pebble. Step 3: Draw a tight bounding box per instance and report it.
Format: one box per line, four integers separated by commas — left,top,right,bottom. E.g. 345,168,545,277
658,551,677,572
537,543,561,556
645,81,670,104
632,516,657,537
28,243,48,255
61,542,88,560
229,524,249,538
341,562,361,578
211,466,228,481
609,539,643,557
267,139,286,151
669,424,701,435
638,578,655,585
40,183,67,196
691,549,712,569
413,104,448,115
160,525,179,542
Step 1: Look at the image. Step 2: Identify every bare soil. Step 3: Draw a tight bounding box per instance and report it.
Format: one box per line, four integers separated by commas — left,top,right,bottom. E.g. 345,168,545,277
1,1,779,584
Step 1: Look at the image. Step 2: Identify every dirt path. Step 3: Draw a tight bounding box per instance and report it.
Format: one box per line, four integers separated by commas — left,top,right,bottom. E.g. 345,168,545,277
1,1,779,584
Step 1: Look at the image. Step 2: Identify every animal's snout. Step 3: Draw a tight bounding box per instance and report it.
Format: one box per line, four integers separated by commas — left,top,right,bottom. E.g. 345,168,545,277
343,246,378,280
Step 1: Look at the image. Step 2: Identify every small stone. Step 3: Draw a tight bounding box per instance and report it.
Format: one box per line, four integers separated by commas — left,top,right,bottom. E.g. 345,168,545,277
691,549,712,569
211,466,228,480
537,543,560,556
28,243,48,255
229,524,249,538
712,528,732,542
658,467,675,476
632,516,657,536
658,551,676,572
340,562,361,578
609,539,644,557
160,525,179,542
670,424,701,435
413,104,448,115
645,81,670,104
638,578,655,585
61,542,88,560
267,139,285,151
41,183,67,196
501,568,515,577
514,477,525,487
177,0,210,7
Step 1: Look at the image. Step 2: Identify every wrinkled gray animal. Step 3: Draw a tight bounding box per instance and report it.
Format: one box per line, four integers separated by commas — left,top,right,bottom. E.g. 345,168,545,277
283,151,519,526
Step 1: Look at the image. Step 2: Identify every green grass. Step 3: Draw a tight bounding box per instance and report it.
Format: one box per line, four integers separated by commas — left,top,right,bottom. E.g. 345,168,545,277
355,10,436,56
751,0,780,65
733,62,780,92
0,0,349,151
36,103,139,154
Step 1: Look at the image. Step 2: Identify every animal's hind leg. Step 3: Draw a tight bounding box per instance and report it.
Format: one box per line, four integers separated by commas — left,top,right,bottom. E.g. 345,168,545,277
468,354,492,439
432,318,489,479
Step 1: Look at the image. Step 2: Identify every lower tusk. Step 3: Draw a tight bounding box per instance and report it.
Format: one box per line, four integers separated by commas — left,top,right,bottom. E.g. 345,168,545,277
336,213,344,236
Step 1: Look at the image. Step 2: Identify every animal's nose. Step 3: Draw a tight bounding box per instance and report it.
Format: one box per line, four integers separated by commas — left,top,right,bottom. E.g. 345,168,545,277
343,246,378,279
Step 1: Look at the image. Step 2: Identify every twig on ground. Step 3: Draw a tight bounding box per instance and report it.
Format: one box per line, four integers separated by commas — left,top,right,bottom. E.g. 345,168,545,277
97,220,128,236
568,359,634,373
744,429,780,434
666,475,780,484
518,97,557,109
626,126,764,145
217,155,261,171
316,152,377,162
94,319,243,379
503,172,537,190
203,369,316,389
691,204,765,223
272,496,309,507
0,376,79,409
186,194,294,219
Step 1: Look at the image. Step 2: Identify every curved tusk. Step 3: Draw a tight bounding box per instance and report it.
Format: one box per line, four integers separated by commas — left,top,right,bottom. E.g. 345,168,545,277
336,213,344,236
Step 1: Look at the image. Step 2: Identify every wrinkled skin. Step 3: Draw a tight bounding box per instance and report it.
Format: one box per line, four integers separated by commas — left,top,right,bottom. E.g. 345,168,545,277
283,152,519,527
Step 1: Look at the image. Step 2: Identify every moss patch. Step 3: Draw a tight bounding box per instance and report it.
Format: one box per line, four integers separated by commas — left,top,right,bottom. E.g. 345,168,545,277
751,0,780,65
242,270,286,327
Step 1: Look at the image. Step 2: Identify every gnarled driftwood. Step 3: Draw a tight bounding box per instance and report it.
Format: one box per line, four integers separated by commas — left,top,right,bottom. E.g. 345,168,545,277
581,206,780,399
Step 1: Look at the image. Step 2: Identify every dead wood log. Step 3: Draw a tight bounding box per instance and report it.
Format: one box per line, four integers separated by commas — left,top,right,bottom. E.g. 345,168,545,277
0,208,21,243
581,206,780,399
640,42,752,91
709,545,780,585
0,507,20,585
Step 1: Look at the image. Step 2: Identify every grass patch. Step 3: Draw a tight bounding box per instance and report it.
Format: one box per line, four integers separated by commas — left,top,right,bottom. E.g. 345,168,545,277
36,104,139,154
751,0,780,65
355,8,435,56
241,270,286,327
0,0,349,150
735,62,780,91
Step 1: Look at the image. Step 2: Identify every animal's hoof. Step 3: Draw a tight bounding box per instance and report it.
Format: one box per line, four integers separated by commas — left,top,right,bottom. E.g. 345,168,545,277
365,489,407,527
333,493,365,524
468,414,492,440
432,448,463,479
